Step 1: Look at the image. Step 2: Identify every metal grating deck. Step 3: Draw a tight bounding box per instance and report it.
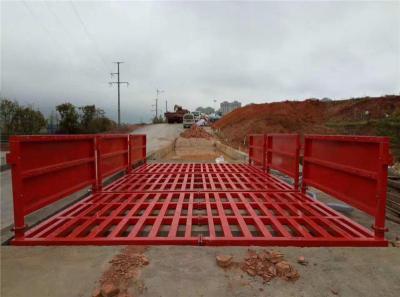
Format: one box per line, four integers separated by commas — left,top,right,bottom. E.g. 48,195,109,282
13,163,384,246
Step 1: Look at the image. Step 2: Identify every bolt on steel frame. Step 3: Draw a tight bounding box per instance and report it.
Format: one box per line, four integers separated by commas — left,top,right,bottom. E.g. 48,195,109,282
6,133,392,246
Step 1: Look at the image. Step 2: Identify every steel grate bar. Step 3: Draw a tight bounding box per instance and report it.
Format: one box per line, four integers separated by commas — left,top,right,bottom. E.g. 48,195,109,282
14,163,384,246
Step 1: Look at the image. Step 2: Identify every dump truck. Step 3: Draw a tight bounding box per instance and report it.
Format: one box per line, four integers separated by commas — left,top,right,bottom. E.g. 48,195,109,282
164,105,190,123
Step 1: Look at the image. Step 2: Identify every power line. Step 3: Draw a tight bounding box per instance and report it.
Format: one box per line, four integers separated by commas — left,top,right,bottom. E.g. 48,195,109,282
45,1,72,38
22,1,64,50
109,62,129,126
69,1,109,70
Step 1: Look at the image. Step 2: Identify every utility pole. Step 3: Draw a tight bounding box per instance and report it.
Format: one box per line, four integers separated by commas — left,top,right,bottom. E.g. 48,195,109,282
154,97,158,118
165,100,168,113
155,89,164,118
109,62,129,126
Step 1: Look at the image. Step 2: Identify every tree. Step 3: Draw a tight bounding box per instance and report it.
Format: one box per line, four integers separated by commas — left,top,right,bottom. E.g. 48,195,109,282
56,103,80,134
0,98,46,135
0,99,19,134
12,106,47,134
89,116,116,133
78,105,116,133
79,105,97,131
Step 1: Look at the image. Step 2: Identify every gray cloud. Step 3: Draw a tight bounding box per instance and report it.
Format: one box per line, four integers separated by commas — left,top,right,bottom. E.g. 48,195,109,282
2,1,399,123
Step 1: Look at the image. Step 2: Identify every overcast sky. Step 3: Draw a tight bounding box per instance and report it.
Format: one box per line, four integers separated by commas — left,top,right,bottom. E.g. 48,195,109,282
2,1,399,123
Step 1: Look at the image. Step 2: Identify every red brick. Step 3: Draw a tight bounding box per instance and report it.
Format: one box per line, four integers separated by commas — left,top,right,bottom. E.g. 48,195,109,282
101,283,120,297
92,288,102,297
216,255,233,268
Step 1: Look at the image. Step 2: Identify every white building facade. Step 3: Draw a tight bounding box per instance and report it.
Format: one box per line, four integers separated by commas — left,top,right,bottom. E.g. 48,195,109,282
220,101,242,115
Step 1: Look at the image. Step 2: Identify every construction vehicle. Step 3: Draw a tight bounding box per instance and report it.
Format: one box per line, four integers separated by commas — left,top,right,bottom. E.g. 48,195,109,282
183,113,195,128
164,105,189,123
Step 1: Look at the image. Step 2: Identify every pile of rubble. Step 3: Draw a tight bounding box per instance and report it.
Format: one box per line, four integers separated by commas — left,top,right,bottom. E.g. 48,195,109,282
180,125,212,139
216,249,300,283
93,247,149,297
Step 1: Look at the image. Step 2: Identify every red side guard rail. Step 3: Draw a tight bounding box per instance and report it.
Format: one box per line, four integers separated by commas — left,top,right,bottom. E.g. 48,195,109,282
266,134,301,190
96,135,129,190
6,135,97,239
248,134,266,169
129,134,147,168
6,134,146,240
301,135,392,239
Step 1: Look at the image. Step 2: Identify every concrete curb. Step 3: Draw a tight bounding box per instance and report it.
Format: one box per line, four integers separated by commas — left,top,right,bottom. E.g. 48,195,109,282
215,141,248,162
146,140,176,160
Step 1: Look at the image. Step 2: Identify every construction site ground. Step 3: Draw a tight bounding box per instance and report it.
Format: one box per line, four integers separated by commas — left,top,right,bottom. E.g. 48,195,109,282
1,126,400,297
2,240,400,297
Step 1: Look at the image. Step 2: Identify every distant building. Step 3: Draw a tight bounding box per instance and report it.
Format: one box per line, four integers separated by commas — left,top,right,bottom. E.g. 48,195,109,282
220,100,242,115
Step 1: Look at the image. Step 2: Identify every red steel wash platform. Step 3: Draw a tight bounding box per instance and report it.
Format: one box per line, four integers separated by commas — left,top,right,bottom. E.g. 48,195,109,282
6,134,392,246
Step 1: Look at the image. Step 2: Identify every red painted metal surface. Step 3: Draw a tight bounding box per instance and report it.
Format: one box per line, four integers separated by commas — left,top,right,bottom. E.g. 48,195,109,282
7,134,391,246
248,134,265,169
129,134,146,168
96,135,129,189
132,163,264,174
6,135,97,239
103,171,293,193
13,164,385,246
301,135,392,240
266,134,301,190
6,134,146,239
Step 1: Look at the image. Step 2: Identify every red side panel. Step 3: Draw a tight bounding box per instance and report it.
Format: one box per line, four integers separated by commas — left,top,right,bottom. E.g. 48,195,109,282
6,135,97,239
248,134,265,169
6,135,96,216
302,135,391,239
302,135,390,215
130,134,146,167
266,134,300,189
97,135,129,179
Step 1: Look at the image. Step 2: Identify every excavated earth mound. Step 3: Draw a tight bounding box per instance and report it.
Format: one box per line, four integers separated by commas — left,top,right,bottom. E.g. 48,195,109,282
213,95,400,149
180,125,212,139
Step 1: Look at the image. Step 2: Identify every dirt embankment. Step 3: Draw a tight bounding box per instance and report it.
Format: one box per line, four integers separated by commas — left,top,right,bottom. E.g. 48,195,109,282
213,95,400,149
180,125,212,139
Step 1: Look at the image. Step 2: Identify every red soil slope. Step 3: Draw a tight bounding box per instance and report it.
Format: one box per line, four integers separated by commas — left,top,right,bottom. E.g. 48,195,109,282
213,95,400,148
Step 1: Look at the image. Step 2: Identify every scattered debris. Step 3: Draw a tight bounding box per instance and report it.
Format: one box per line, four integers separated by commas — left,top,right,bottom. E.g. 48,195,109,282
180,125,212,139
215,155,226,164
141,255,150,265
297,256,308,265
117,293,133,297
330,288,339,295
100,283,119,297
216,255,233,268
92,288,102,297
269,251,284,264
217,249,300,283
93,247,148,297
275,261,299,280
